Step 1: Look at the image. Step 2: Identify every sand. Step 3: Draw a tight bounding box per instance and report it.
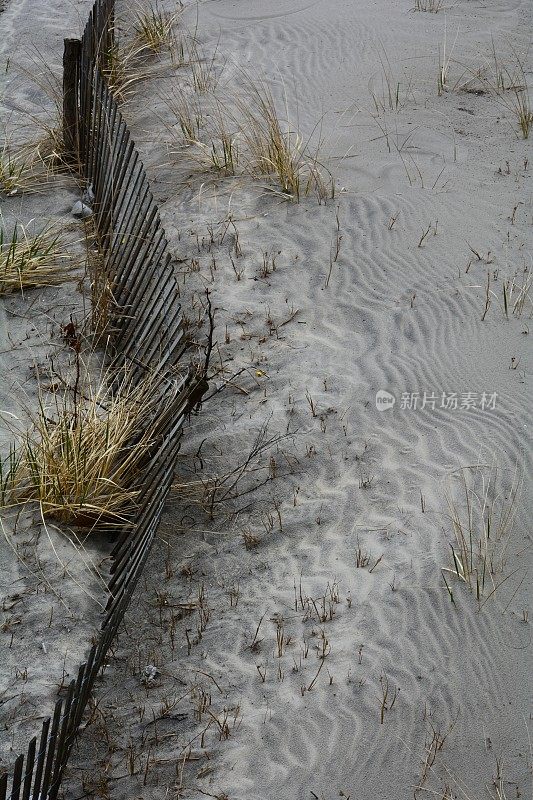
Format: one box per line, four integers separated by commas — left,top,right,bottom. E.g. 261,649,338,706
2,0,532,797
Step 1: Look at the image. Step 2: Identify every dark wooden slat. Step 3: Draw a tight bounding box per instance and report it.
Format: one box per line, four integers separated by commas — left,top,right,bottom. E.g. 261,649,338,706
111,230,167,327
93,81,120,209
108,180,154,289
47,680,76,798
112,183,158,282
31,717,50,800
87,74,107,188
39,701,62,798
99,126,134,243
108,442,183,576
0,772,7,800
21,738,36,800
93,80,118,214
109,406,188,570
120,284,179,370
62,39,81,163
9,754,24,800
106,151,143,253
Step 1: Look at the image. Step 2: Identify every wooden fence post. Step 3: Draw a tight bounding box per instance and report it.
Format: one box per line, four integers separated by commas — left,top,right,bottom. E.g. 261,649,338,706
62,38,81,163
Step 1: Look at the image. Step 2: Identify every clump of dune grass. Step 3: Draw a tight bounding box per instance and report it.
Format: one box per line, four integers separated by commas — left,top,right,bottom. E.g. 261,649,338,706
0,224,75,295
413,0,443,11
191,132,239,175
457,41,532,138
437,20,459,95
102,4,188,99
187,36,221,93
101,40,152,101
0,371,168,528
490,45,532,139
165,89,240,175
1,149,32,195
0,139,46,195
165,85,206,144
441,458,522,605
11,56,73,168
235,81,333,202
511,86,533,139
189,104,240,175
501,266,532,319
370,44,415,113
133,1,183,53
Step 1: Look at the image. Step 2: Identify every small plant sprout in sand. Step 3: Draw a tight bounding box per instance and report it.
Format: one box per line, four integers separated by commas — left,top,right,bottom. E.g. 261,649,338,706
0,224,75,295
510,80,533,139
377,673,399,723
441,458,523,606
501,266,533,320
0,370,169,529
478,265,532,321
371,44,415,113
460,42,532,139
492,45,533,139
416,712,459,793
437,18,459,95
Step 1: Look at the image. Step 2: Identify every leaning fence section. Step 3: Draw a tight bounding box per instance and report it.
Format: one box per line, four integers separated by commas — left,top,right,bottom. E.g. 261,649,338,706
0,0,202,797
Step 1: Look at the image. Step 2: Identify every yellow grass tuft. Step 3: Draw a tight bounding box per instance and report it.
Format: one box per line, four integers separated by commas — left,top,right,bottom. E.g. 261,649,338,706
0,372,169,529
133,1,183,53
0,224,76,295
101,41,152,101
235,82,333,202
0,139,49,195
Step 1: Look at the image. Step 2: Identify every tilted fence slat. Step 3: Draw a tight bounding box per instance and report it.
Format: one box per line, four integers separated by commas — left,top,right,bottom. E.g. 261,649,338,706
20,738,36,800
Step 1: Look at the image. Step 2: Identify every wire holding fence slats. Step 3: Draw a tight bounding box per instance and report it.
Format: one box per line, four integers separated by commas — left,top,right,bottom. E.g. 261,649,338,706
0,0,205,796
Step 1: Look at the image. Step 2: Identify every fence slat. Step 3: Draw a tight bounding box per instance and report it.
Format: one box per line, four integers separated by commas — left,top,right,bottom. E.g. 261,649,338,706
38,701,62,798
8,755,24,800
21,738,36,800
0,772,7,800
62,39,81,163
47,681,76,798
31,717,50,800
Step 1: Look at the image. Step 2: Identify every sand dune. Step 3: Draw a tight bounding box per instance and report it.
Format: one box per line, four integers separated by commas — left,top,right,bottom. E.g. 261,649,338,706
63,0,532,795
1,0,531,796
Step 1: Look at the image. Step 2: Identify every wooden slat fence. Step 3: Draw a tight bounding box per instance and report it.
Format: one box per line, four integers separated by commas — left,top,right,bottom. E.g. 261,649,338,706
0,0,203,796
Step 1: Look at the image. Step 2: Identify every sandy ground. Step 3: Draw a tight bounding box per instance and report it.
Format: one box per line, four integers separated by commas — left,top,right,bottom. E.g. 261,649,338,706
63,0,533,797
1,0,532,797
0,0,109,769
